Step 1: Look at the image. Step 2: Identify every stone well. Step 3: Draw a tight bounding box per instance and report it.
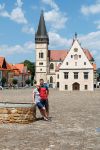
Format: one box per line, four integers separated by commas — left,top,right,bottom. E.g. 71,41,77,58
0,102,36,123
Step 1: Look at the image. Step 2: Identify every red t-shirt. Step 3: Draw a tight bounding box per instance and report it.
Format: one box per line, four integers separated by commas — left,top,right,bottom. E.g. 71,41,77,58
39,85,48,100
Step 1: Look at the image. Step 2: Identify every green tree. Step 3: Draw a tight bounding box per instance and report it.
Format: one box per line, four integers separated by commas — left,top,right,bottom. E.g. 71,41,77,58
25,79,31,86
23,60,35,85
1,77,7,87
12,79,18,85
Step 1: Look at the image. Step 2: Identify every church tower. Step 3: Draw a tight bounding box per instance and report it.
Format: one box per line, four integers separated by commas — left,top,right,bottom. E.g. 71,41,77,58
35,11,49,83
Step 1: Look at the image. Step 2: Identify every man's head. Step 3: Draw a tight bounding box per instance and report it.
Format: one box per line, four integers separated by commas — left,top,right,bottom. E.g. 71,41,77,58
40,79,44,86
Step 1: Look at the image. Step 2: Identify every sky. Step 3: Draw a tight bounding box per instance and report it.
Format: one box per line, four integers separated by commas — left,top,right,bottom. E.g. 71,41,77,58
0,0,100,67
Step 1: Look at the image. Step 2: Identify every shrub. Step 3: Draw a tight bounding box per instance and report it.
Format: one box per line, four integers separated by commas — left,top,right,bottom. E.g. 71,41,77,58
12,79,18,85
1,77,7,87
25,79,31,86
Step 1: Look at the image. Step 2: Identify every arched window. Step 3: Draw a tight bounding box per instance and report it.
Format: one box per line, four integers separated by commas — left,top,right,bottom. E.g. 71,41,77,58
39,52,44,58
41,52,44,58
50,76,53,83
50,63,54,69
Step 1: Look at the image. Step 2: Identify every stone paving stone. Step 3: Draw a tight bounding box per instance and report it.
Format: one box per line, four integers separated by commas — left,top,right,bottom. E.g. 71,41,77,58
0,88,100,150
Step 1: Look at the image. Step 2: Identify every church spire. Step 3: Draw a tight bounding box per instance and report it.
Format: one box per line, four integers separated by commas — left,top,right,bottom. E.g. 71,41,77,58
35,10,49,44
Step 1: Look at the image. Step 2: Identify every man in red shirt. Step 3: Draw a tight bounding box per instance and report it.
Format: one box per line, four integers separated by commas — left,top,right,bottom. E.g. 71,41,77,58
39,79,49,117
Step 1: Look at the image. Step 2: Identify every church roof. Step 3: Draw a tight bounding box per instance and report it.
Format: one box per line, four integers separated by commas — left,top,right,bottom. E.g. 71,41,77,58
48,49,93,61
48,50,68,61
83,49,93,61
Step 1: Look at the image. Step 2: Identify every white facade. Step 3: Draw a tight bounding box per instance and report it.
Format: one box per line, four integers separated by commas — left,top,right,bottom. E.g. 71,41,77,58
35,43,48,83
59,40,94,91
35,39,94,91
35,13,94,91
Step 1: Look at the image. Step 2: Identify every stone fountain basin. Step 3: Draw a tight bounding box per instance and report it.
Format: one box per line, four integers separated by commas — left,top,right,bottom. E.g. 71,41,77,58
0,102,36,124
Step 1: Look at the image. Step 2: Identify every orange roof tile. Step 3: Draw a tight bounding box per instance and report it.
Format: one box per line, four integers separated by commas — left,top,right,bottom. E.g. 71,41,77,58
49,49,94,61
83,49,93,61
49,50,68,61
14,64,24,73
0,57,5,68
92,63,96,71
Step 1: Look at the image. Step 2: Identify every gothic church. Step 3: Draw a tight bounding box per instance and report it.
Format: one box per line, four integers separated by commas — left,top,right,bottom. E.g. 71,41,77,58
35,12,96,91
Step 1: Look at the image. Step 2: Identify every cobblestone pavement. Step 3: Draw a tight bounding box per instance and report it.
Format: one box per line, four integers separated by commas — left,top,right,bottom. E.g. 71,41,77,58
0,88,100,150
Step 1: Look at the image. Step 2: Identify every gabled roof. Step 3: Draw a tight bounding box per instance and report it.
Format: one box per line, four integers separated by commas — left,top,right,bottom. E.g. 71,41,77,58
48,50,68,61
0,57,5,68
92,63,96,71
14,64,25,73
0,57,11,71
48,49,94,62
83,49,93,61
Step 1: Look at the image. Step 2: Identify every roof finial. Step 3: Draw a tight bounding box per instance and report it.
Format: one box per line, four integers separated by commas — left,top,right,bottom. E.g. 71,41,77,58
75,32,77,39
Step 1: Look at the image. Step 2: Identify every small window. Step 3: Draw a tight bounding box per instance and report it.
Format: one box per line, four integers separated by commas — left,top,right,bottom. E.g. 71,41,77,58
75,62,77,66
50,63,54,69
41,52,44,58
57,74,59,79
66,62,68,65
74,48,78,52
71,55,73,58
39,52,44,58
50,76,53,83
79,55,81,58
39,62,43,65
84,62,86,65
84,85,88,90
84,72,88,79
39,53,41,58
74,72,78,79
64,72,69,79
74,54,78,60
40,68,42,71
65,85,68,90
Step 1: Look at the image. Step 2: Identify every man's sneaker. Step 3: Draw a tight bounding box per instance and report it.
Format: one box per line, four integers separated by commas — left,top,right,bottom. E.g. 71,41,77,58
43,117,48,121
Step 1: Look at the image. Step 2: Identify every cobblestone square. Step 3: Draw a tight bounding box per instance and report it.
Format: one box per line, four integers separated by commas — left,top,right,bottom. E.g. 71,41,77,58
0,88,100,150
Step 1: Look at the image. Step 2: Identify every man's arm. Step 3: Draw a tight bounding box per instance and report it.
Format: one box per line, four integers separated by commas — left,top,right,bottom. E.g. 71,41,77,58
46,86,49,96
32,90,35,103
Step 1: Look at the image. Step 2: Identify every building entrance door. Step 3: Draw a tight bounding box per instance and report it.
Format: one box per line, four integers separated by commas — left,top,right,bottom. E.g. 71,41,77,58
72,82,80,90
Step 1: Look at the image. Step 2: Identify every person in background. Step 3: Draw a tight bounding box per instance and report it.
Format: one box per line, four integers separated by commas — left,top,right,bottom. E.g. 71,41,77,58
32,84,48,121
38,79,49,117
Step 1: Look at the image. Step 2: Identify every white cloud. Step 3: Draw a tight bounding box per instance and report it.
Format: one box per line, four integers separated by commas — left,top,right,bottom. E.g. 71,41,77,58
42,0,68,30
15,0,23,7
0,41,35,56
81,0,100,15
0,1,27,24
94,20,100,29
49,32,71,49
49,31,100,63
44,9,68,30
79,31,100,50
10,7,27,24
22,25,35,34
42,0,59,10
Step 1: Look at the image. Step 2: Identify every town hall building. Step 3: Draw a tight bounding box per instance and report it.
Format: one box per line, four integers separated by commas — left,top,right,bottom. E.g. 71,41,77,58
35,11,96,91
